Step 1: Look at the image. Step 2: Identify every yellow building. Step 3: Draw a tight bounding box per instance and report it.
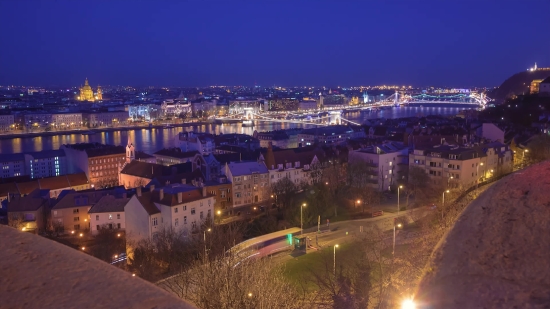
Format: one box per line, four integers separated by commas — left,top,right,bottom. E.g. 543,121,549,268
530,79,544,94
97,85,103,100
78,78,99,101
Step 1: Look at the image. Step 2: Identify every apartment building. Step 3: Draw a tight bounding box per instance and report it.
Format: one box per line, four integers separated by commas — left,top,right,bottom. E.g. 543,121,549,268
348,141,409,191
0,114,15,131
83,111,130,127
125,184,215,255
7,189,50,233
153,148,199,166
259,143,321,188
223,161,269,208
88,195,128,235
409,142,513,189
62,143,126,188
175,132,215,154
52,189,122,232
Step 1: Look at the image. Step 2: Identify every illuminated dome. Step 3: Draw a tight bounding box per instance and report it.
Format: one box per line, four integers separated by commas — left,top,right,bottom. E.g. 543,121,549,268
78,78,95,101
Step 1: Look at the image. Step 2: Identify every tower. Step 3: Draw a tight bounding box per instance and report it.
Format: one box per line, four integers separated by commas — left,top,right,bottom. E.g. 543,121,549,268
96,85,103,100
535,62,538,70
79,78,95,101
126,136,135,163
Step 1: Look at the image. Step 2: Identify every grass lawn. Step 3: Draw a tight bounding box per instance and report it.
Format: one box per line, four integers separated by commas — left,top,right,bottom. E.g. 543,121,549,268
282,243,356,291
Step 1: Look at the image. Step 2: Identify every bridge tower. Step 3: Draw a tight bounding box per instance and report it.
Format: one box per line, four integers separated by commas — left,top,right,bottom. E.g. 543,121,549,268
329,110,342,125
363,91,369,104
394,91,398,105
243,107,254,120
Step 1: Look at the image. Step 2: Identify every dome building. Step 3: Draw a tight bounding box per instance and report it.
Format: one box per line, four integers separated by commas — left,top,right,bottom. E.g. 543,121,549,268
78,78,98,101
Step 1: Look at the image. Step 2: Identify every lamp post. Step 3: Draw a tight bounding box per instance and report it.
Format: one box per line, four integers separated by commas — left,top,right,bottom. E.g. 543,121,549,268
522,149,529,168
393,219,402,255
203,228,211,257
477,162,483,188
447,176,453,187
301,203,306,235
333,244,339,275
397,185,403,215
442,189,450,207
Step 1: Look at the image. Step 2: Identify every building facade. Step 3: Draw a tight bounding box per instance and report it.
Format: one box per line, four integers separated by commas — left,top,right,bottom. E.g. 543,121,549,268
88,195,128,235
348,142,409,191
0,114,15,132
83,111,129,128
223,161,269,208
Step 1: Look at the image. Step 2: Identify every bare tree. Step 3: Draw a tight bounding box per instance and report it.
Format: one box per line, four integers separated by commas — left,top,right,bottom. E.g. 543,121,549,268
270,176,297,210
159,254,308,309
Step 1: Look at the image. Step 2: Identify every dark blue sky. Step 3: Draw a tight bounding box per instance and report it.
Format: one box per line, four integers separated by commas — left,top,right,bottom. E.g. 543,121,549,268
1,1,549,88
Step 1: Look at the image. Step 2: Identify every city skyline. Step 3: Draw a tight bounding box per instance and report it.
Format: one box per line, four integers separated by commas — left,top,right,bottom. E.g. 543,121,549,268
1,1,550,87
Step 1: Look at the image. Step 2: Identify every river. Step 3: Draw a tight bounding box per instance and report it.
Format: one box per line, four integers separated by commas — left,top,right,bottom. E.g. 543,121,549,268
0,105,471,154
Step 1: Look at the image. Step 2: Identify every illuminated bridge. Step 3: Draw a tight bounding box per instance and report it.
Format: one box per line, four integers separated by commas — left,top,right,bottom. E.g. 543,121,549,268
212,91,490,126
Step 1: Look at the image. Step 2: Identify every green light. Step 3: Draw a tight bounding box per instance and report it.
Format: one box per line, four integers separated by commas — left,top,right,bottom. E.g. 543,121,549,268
287,234,293,245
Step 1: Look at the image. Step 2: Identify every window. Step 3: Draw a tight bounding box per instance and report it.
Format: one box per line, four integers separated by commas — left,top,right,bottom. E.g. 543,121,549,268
74,217,79,222
175,218,179,227
221,191,226,198
117,223,121,229
73,209,79,214
174,207,178,213
117,214,120,219
96,225,100,231
389,162,393,166
200,211,204,219
191,208,196,215
74,224,80,230
96,215,99,220
183,205,187,211
200,202,203,207
184,216,187,224
108,214,113,220
208,209,211,218
54,211,58,216
152,218,158,226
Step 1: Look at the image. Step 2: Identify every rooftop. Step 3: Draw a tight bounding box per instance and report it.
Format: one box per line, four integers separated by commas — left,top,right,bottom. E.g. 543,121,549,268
88,195,130,213
226,161,268,176
7,189,50,213
153,148,199,159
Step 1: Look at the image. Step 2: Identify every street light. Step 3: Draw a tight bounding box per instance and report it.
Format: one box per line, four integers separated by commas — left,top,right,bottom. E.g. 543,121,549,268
442,189,450,207
398,185,403,214
301,203,306,235
401,298,416,309
333,244,339,275
203,228,211,257
393,219,402,255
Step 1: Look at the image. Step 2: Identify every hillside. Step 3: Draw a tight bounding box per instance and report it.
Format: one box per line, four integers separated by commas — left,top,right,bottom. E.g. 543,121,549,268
491,69,550,103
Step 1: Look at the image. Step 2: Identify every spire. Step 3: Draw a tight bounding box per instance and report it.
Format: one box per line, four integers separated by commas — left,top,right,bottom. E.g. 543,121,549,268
127,135,132,147
84,78,89,86
535,62,538,70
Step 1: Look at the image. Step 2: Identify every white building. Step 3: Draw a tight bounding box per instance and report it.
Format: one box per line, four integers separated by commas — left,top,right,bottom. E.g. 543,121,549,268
88,195,128,235
24,150,67,179
348,141,409,191
22,113,82,130
175,132,215,154
0,115,15,131
259,143,321,188
125,185,215,252
223,161,269,208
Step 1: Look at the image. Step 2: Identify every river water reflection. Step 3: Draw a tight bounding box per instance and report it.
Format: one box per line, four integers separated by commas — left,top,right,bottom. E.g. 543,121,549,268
1,105,470,154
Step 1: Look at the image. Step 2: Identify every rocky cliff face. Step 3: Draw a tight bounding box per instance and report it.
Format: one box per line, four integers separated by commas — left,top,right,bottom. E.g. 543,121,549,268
415,161,550,308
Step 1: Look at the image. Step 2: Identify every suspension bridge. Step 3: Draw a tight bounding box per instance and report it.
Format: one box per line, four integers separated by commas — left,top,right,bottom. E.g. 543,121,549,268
212,91,490,127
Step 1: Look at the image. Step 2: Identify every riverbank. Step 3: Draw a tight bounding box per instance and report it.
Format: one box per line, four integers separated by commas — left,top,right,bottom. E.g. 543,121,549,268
0,120,243,140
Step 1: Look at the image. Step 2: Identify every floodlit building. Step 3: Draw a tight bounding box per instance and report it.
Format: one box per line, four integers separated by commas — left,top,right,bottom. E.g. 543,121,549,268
82,111,129,127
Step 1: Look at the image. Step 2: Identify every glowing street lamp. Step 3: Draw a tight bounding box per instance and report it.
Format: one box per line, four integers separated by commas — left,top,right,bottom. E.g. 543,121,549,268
401,298,416,309
442,189,450,207
398,185,403,214
333,244,339,275
393,219,402,255
301,203,306,235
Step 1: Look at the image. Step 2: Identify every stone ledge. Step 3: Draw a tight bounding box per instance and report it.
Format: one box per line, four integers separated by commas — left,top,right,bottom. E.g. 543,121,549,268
0,225,196,309
415,161,550,308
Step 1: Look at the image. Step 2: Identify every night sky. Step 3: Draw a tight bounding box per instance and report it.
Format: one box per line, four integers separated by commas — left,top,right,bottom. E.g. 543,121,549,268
1,1,549,88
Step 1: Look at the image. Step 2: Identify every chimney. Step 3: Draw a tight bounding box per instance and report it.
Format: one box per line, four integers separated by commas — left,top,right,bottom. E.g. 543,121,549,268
177,192,183,203
159,189,164,200
202,186,206,197
181,178,186,184
150,184,155,191
136,186,142,197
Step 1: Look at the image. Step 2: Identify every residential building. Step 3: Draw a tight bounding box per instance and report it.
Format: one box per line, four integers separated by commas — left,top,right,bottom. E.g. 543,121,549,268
203,175,232,214
125,184,215,256
153,148,199,166
409,142,513,189
82,111,130,127
52,188,124,232
0,114,15,132
175,132,215,154
0,154,26,178
0,173,89,200
297,99,318,111
89,195,128,235
119,161,202,189
7,189,50,233
531,79,544,94
260,143,322,188
214,133,260,151
254,130,292,148
348,141,409,191
539,76,550,95
22,113,82,130
298,125,355,146
25,150,67,179
61,143,126,188
223,161,269,208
